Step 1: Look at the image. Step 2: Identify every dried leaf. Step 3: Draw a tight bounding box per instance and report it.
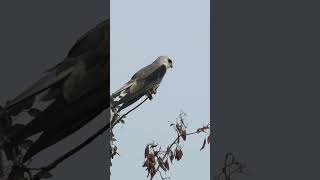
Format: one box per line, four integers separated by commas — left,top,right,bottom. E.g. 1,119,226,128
164,159,170,170
150,167,156,178
144,145,149,158
148,153,156,165
181,129,187,141
207,135,211,144
175,148,183,161
170,150,174,162
159,159,167,171
200,138,206,151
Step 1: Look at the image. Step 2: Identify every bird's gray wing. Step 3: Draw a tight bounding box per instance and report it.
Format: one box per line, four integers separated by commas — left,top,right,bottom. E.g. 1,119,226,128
130,63,167,94
131,62,164,80
5,66,74,111
112,62,162,98
112,64,167,110
112,62,159,97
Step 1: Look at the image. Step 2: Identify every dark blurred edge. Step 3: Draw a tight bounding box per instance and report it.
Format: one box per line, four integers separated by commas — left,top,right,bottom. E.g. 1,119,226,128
213,0,320,180
106,1,111,180
0,0,110,179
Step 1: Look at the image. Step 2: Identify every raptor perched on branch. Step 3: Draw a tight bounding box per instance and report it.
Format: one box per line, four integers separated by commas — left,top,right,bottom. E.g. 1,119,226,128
111,56,173,113
3,19,109,162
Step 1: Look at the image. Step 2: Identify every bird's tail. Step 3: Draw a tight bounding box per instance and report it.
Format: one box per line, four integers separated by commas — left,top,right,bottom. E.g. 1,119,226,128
111,80,134,111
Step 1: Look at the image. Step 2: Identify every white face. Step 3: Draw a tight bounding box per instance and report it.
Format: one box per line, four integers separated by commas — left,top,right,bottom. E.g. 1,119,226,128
159,56,173,69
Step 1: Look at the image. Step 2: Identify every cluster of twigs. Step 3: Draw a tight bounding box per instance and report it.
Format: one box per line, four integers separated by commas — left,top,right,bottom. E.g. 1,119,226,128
142,111,210,180
110,101,211,180
214,153,249,180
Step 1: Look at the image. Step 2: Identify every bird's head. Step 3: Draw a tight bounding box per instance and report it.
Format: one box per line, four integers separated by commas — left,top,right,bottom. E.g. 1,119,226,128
156,56,173,69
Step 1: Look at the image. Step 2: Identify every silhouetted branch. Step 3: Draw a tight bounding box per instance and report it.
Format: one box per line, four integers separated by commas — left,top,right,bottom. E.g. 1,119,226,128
32,123,109,179
213,153,248,180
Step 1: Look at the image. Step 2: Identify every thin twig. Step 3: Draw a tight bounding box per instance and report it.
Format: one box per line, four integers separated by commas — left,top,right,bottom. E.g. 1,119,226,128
158,170,171,180
213,153,248,180
111,97,149,128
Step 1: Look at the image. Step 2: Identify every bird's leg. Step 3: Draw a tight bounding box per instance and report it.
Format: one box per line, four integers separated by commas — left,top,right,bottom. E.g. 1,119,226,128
147,87,158,100
151,87,157,95
147,91,153,100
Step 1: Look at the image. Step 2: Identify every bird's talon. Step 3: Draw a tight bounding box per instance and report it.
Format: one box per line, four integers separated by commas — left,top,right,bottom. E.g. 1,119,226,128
148,94,153,100
152,89,157,94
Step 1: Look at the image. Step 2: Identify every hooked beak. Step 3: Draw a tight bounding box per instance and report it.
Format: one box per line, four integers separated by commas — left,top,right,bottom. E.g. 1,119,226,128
169,59,173,68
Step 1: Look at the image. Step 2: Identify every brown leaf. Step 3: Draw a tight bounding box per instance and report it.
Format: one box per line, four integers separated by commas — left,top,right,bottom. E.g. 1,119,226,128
150,167,156,178
159,159,167,171
148,153,156,165
175,148,183,161
170,150,174,162
181,129,187,141
164,159,170,170
144,145,149,158
207,135,211,144
200,138,206,151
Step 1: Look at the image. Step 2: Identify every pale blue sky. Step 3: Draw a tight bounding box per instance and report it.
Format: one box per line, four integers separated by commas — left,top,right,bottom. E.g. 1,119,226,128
111,0,210,179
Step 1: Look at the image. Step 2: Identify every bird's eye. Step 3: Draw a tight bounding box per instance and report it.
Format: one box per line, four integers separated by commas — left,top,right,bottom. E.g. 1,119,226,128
168,59,172,63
